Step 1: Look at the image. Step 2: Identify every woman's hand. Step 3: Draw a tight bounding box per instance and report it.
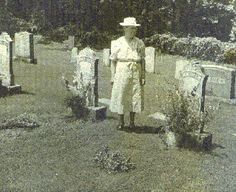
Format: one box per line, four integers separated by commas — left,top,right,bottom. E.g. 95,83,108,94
141,79,145,86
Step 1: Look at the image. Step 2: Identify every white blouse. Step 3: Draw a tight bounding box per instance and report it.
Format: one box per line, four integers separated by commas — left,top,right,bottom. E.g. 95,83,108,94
110,36,145,62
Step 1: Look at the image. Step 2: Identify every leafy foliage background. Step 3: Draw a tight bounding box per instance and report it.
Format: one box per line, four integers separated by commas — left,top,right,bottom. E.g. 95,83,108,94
0,0,235,43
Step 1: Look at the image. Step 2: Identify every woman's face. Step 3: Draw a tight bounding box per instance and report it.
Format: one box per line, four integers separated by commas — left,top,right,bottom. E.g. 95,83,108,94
124,26,137,39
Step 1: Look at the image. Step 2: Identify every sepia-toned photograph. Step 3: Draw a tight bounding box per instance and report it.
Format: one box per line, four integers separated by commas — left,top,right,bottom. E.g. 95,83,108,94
0,0,236,191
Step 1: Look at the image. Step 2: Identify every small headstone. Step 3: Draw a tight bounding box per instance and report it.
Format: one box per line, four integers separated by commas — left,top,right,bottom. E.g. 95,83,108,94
14,31,35,63
201,64,236,100
70,47,78,64
64,36,75,49
145,47,156,73
68,36,75,49
175,59,190,79
103,48,110,67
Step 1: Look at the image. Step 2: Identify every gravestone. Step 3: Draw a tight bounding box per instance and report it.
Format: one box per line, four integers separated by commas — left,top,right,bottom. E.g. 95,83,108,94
145,47,156,73
70,47,78,64
180,61,208,114
103,48,110,67
64,36,75,49
14,31,35,63
179,61,212,149
68,36,75,49
64,46,106,120
175,59,190,79
0,32,21,96
201,64,236,100
176,60,236,102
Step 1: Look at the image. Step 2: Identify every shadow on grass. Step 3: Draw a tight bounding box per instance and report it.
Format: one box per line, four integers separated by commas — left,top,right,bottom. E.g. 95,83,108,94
121,125,162,134
20,90,35,95
201,143,228,157
175,139,226,153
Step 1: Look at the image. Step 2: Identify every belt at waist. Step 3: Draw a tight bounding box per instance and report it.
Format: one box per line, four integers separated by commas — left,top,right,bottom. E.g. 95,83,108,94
117,59,141,62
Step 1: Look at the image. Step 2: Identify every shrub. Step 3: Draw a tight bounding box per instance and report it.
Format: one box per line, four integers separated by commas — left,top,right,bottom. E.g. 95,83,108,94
94,146,135,174
0,113,39,129
159,86,214,147
224,48,236,64
64,95,89,119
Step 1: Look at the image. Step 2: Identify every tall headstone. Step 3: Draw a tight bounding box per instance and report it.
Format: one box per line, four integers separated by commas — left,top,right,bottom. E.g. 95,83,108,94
0,32,21,95
180,61,208,115
76,47,98,107
63,46,106,120
179,61,212,147
70,47,78,64
145,47,156,73
14,31,35,63
0,32,14,86
103,48,110,67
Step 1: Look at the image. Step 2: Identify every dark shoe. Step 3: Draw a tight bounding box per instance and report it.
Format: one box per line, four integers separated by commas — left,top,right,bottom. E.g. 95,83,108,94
117,124,124,130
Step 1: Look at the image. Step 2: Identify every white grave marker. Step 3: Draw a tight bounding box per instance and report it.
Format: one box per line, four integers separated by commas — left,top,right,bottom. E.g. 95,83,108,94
103,48,110,67
0,32,21,94
145,47,156,73
70,47,78,64
14,31,35,63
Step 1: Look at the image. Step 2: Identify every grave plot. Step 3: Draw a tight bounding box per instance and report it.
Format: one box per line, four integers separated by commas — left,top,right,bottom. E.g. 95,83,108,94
63,46,107,121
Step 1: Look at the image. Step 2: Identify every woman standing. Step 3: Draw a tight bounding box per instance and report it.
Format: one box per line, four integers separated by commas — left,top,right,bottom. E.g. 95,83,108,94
110,17,145,130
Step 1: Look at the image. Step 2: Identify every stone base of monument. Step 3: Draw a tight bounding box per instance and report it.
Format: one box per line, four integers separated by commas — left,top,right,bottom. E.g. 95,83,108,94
7,85,22,94
0,84,21,96
27,58,37,64
14,57,37,64
86,106,107,121
177,131,212,150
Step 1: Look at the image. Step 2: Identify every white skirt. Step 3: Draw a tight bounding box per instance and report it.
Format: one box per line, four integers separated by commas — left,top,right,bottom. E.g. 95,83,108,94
110,61,144,114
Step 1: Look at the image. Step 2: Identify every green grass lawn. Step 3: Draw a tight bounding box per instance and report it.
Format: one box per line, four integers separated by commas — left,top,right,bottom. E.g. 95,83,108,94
0,43,212,192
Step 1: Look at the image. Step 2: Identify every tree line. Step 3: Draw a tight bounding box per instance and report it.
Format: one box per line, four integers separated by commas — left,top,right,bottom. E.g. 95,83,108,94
0,0,235,43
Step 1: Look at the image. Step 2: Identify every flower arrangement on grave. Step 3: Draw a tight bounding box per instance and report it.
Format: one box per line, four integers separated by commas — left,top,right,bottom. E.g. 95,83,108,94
159,85,215,149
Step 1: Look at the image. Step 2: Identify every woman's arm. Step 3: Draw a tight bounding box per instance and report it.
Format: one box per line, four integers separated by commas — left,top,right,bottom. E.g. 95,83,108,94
110,60,117,85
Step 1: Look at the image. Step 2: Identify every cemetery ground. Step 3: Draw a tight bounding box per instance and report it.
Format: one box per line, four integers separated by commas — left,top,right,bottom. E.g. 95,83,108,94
0,43,235,192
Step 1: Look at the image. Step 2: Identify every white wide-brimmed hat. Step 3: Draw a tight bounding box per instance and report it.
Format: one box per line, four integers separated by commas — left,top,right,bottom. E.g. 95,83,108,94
119,17,140,27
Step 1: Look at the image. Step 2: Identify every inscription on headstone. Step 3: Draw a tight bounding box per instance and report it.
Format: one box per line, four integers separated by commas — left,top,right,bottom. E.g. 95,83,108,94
175,59,190,79
180,61,208,114
202,65,236,99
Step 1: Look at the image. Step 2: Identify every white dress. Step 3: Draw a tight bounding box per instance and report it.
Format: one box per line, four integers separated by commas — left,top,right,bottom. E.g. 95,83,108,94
109,36,145,114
